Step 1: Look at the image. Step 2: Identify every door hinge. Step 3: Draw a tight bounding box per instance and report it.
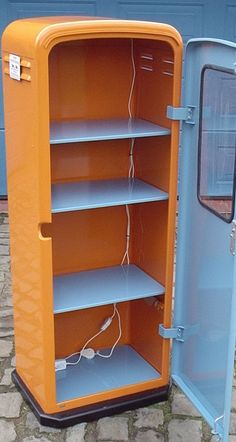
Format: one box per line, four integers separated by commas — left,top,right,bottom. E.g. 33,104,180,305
167,105,196,124
230,220,236,256
159,324,185,342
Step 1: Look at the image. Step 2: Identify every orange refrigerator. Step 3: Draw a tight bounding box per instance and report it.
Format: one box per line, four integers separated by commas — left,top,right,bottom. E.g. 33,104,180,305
2,16,182,426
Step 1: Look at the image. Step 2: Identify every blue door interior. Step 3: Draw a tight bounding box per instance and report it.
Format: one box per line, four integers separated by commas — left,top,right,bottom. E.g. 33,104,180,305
172,39,236,441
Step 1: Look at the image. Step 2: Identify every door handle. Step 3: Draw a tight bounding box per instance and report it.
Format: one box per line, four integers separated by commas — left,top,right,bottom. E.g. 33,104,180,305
230,220,236,255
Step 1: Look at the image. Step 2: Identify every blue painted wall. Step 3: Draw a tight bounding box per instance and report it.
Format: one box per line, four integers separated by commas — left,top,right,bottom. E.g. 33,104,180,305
1,0,236,197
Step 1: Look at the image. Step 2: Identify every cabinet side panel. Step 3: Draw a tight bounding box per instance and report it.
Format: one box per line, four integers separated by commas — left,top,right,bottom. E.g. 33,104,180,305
129,298,164,373
135,41,174,128
131,201,168,286
134,136,170,193
2,54,55,410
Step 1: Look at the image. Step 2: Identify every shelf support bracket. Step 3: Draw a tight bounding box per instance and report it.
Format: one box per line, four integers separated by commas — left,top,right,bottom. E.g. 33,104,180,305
159,324,185,342
167,105,196,124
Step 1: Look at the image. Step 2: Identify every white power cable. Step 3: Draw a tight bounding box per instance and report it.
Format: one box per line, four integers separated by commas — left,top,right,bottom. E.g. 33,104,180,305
129,138,135,179
128,39,136,119
128,39,136,179
96,304,122,359
122,40,136,267
66,328,103,366
121,204,131,265
65,304,117,366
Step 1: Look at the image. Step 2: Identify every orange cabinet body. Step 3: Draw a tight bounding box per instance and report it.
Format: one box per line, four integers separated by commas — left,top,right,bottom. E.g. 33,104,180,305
2,17,182,425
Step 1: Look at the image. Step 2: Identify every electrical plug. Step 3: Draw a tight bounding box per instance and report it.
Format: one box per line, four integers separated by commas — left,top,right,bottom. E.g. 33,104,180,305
55,358,67,371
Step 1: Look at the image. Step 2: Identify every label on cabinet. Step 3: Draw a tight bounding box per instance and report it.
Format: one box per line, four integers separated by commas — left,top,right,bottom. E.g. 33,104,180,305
9,54,21,81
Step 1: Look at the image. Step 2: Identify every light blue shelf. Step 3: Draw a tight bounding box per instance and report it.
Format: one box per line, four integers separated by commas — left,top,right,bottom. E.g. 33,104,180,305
52,178,168,213
50,118,170,144
53,264,164,314
56,344,160,402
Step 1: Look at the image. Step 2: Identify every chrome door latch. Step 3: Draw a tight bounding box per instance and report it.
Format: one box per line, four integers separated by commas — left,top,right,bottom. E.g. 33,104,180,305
230,220,236,255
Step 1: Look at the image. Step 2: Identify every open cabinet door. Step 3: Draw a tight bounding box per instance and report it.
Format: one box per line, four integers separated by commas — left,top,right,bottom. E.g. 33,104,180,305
171,39,236,441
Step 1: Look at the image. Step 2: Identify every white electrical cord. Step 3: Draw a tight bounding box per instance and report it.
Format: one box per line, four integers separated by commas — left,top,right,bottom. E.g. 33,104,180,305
121,204,131,265
128,39,136,119
121,39,136,267
65,304,122,365
65,304,117,366
96,304,122,359
128,39,136,179
66,328,103,366
129,139,135,179
121,141,134,266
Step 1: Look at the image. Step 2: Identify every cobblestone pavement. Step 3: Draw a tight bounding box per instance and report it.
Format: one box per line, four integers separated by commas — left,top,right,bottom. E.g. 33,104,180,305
0,213,236,442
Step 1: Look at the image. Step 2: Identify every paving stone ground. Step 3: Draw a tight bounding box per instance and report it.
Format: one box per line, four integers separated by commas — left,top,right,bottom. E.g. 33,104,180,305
0,213,235,441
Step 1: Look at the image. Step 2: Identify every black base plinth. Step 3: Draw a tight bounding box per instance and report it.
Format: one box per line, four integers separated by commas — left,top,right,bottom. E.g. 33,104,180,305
12,370,169,428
